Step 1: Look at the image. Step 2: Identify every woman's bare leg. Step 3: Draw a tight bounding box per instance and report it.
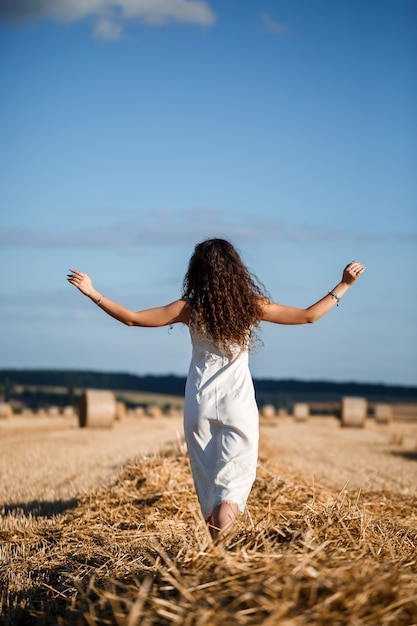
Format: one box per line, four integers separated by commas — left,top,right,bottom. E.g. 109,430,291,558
212,502,238,541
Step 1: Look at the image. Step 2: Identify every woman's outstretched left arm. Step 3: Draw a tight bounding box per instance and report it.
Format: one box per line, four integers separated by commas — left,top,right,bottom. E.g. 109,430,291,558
259,261,365,325
67,270,190,327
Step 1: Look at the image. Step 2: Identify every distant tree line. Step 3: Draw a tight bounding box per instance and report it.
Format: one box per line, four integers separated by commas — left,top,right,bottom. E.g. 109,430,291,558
5,387,76,411
1,369,416,407
0,370,184,396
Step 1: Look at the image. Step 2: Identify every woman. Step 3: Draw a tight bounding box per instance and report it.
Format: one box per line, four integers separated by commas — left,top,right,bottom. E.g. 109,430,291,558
68,238,365,540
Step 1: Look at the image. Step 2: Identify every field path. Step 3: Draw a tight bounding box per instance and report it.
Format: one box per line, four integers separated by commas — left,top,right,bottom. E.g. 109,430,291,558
0,414,183,507
260,415,417,494
1,414,416,509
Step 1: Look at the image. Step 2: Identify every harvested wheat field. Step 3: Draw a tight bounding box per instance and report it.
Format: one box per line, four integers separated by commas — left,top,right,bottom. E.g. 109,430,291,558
1,412,417,625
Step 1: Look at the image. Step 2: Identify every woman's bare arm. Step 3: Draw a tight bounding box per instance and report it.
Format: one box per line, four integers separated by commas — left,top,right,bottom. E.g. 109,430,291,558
67,270,190,327
259,261,365,325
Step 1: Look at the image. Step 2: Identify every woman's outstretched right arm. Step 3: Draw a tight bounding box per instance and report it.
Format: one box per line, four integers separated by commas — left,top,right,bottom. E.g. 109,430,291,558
67,270,190,327
258,261,365,325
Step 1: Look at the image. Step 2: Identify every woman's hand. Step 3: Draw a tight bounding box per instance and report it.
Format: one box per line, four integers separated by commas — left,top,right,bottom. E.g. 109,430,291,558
67,269,96,298
342,261,366,285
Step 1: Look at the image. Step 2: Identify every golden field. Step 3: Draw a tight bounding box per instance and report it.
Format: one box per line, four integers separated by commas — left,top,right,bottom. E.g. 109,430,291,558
1,410,416,625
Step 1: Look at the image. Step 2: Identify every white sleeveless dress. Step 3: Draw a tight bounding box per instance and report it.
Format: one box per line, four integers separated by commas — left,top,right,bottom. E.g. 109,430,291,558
183,326,259,518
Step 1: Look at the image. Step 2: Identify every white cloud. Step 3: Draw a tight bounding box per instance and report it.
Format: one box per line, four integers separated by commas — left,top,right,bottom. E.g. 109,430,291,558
93,14,123,40
258,12,291,35
0,0,216,39
121,0,215,25
0,210,410,250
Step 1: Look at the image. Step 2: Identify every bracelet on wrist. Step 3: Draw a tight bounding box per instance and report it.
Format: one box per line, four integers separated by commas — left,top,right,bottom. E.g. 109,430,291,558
328,290,340,306
96,294,104,306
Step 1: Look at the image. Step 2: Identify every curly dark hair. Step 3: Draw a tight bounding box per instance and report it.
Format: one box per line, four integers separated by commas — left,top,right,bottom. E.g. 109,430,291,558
181,238,269,352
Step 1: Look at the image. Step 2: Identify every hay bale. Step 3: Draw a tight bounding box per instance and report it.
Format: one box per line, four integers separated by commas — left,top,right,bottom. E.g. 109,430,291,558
63,406,75,418
261,404,276,418
0,403,12,420
341,397,367,428
145,404,162,418
116,401,127,422
374,403,393,424
293,403,309,421
47,406,60,417
78,390,116,429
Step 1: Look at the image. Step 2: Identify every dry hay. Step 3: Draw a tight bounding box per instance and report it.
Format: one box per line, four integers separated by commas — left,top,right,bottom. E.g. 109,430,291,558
293,403,310,422
374,404,393,425
0,403,12,420
1,440,416,626
145,404,163,418
341,397,367,428
78,390,117,429
259,405,278,426
116,401,127,422
260,405,276,418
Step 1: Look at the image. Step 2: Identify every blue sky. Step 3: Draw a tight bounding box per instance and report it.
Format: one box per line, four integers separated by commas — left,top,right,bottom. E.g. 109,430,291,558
0,0,416,386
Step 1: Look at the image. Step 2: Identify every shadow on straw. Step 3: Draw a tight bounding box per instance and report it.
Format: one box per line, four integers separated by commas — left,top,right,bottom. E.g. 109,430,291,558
2,498,79,518
390,450,417,462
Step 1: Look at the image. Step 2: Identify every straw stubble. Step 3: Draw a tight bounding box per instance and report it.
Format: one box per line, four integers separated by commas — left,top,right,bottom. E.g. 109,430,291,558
1,441,416,625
